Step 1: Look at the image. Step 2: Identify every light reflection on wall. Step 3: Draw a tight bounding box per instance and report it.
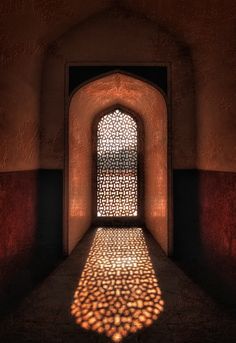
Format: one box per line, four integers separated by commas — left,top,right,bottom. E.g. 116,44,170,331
71,227,164,342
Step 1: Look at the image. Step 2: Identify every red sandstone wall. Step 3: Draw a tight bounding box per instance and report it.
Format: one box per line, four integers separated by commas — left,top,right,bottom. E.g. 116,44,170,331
199,171,236,296
0,0,94,303
0,8,42,304
0,171,37,300
173,169,236,303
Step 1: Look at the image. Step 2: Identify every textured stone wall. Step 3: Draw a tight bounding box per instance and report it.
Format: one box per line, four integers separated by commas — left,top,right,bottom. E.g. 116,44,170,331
0,1,235,172
41,8,196,170
0,0,110,172
125,0,236,172
0,56,41,172
173,170,236,303
0,171,37,305
199,171,236,298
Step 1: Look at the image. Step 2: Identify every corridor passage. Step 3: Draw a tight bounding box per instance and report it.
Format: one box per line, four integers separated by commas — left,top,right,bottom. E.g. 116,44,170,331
0,227,235,343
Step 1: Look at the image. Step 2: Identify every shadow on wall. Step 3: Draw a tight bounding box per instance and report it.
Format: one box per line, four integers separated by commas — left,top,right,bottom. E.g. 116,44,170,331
173,169,236,306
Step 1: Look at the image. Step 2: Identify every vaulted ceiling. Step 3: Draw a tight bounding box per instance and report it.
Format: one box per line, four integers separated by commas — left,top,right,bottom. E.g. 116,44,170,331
0,0,235,58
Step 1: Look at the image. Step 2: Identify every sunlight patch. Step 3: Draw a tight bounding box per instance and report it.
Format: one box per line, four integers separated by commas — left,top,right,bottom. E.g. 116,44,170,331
71,227,164,341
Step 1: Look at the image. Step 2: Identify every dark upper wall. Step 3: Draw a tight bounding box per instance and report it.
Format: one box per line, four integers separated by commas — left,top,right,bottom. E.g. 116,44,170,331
41,7,196,170
0,0,111,172
125,0,236,172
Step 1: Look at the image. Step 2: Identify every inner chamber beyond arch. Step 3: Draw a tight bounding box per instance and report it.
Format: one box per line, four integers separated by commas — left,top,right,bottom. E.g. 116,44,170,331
96,108,140,218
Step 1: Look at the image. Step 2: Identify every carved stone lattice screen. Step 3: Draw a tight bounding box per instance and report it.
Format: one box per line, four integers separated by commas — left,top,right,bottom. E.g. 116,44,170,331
97,109,138,217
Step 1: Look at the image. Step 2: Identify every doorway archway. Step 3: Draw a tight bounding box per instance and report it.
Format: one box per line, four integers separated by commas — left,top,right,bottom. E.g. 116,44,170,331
66,72,170,255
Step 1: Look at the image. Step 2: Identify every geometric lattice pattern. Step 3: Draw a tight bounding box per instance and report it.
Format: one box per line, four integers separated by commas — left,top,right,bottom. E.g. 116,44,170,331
71,227,164,342
97,109,138,217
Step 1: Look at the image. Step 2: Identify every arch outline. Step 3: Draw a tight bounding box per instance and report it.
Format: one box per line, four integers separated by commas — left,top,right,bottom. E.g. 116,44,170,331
65,72,171,255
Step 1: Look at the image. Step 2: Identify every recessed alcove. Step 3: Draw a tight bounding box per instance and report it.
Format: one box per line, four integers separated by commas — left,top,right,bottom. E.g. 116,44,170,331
66,72,169,255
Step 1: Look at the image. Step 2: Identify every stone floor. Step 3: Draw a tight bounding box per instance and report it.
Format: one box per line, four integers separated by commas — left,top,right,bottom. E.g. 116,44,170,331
0,227,235,343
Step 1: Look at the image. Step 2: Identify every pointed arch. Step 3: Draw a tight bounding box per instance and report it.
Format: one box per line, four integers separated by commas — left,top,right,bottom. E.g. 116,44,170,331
66,72,171,255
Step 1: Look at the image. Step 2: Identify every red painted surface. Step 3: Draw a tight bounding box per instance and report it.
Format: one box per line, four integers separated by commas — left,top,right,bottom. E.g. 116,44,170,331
0,171,38,290
199,171,236,296
0,168,235,305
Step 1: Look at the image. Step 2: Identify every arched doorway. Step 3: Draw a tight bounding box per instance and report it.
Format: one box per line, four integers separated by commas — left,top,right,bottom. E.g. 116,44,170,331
66,72,170,255
93,106,144,226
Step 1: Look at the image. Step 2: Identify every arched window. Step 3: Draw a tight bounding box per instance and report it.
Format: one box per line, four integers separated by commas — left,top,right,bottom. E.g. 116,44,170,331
68,73,169,255
95,107,143,221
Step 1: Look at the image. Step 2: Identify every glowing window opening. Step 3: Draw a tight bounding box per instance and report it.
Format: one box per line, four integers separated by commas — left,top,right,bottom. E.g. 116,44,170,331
97,109,138,217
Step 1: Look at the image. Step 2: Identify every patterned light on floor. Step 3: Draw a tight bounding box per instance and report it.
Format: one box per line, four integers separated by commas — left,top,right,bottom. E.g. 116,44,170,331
71,227,164,342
